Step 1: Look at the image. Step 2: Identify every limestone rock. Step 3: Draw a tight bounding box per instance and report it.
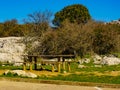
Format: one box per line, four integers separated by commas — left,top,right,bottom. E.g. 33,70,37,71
78,59,84,64
93,54,102,64
0,37,25,63
78,65,86,68
102,56,120,65
4,70,37,78
78,58,90,64
84,58,90,63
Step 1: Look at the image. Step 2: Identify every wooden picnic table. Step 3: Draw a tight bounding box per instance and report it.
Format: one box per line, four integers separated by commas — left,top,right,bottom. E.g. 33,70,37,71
23,55,75,73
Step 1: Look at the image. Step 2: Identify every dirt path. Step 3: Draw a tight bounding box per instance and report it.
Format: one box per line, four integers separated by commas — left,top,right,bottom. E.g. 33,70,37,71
0,80,119,90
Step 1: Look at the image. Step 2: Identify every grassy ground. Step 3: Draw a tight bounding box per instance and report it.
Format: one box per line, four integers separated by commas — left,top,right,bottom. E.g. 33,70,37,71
0,62,120,84
38,73,120,84
70,62,120,73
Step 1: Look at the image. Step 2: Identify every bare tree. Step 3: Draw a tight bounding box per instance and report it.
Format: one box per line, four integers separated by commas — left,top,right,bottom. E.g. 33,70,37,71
23,10,53,55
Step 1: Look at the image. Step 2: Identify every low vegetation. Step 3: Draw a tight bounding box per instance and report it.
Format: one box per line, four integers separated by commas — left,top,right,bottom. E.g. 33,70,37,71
0,62,120,84
71,63,119,72
37,74,120,84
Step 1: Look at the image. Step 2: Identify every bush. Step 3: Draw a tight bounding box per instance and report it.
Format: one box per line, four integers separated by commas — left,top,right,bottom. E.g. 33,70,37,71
92,24,118,55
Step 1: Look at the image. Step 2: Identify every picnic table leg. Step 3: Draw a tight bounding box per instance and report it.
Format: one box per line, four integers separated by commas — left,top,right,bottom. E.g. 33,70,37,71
29,56,33,71
57,57,61,73
62,58,66,73
68,62,71,72
52,64,55,72
23,62,26,71
34,57,37,70
58,62,61,73
30,63,33,71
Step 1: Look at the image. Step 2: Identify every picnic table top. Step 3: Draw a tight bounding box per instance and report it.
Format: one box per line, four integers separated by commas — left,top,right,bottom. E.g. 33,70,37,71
23,54,75,58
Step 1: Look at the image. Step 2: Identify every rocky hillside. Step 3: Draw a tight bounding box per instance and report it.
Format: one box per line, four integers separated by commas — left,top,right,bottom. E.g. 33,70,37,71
0,37,25,63
0,37,120,66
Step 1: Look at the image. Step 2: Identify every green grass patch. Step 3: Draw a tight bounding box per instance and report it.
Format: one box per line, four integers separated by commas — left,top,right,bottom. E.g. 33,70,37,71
1,73,120,84
0,65,23,70
70,62,120,73
1,60,120,84
37,73,120,84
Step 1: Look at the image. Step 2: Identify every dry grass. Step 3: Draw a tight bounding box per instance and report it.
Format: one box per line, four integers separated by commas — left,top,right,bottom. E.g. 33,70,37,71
0,70,6,75
1,69,120,77
29,70,59,76
0,69,59,76
75,71,120,76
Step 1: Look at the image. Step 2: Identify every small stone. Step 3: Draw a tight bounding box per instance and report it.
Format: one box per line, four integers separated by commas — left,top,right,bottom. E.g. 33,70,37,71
78,65,86,68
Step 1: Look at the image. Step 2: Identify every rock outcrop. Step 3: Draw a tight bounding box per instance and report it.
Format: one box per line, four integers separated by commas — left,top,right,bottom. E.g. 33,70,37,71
78,54,120,66
0,37,120,66
0,37,25,63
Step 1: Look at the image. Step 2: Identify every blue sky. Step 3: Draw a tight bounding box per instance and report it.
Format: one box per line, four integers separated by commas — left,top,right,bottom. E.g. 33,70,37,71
0,0,120,23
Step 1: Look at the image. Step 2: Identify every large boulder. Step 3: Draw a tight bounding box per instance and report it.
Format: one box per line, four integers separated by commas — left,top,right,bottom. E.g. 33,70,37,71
102,56,120,65
4,70,37,78
0,37,25,63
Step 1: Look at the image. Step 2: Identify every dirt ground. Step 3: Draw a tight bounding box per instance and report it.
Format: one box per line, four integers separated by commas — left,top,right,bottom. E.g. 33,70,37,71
0,80,119,90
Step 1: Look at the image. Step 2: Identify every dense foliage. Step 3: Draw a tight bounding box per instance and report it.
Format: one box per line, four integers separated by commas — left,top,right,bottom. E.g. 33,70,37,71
53,4,91,26
36,20,120,57
0,19,25,37
0,9,120,57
